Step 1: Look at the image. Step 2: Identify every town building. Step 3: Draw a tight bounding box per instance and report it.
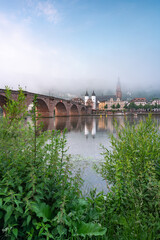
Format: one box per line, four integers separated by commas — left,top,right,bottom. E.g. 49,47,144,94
98,97,126,110
84,91,96,110
130,98,147,106
116,80,122,99
151,99,160,106
97,81,126,110
71,97,84,105
84,81,127,111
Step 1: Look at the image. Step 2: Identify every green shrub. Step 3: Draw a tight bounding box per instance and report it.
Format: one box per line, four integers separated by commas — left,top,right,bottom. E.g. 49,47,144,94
99,116,160,239
0,88,107,240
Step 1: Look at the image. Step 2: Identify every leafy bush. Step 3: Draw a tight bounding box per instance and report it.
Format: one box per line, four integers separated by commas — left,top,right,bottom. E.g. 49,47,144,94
99,116,160,239
0,88,106,240
2,88,160,239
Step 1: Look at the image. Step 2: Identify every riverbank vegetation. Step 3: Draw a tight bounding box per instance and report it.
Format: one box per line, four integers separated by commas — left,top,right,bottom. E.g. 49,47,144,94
99,116,160,239
0,89,160,239
125,101,160,111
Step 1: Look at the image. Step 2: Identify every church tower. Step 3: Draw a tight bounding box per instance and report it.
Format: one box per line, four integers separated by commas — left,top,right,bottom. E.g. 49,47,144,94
116,79,122,100
85,91,89,106
91,91,96,110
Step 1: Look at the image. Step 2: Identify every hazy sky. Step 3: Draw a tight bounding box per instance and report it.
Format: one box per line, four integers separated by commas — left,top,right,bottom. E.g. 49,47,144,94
0,0,160,94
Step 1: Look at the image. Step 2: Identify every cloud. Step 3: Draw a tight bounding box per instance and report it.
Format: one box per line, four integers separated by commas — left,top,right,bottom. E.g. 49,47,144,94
36,1,59,23
0,13,87,93
23,16,32,25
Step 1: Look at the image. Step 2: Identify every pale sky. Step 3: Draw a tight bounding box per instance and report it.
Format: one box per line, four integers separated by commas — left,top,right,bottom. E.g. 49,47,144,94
0,0,160,94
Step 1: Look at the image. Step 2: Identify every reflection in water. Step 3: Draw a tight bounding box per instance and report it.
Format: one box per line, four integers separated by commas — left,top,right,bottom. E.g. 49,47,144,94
36,115,160,136
91,118,96,138
36,115,127,136
54,117,66,131
37,118,50,132
24,115,160,193
70,117,78,130
84,123,89,138
0,113,160,193
0,112,159,192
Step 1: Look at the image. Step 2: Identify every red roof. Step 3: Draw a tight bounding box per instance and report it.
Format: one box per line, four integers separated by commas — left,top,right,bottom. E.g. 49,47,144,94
131,98,146,102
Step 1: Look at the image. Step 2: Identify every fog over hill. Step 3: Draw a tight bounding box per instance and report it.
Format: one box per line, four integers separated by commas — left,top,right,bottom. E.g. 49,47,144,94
0,1,160,95
42,87,160,102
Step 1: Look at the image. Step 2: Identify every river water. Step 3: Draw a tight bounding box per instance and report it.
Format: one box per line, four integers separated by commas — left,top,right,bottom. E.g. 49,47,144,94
2,112,160,193
38,114,160,194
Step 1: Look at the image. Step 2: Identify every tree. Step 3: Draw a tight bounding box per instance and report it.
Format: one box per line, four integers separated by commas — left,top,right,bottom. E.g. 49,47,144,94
111,104,115,109
124,103,128,109
138,103,143,109
104,104,108,109
144,103,152,111
116,103,120,109
4,86,27,120
128,102,138,110
154,103,158,108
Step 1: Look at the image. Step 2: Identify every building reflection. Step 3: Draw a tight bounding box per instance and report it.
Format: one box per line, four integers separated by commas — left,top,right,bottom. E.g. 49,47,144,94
29,115,160,135
83,116,126,137
84,124,89,138
91,118,96,138
26,115,127,137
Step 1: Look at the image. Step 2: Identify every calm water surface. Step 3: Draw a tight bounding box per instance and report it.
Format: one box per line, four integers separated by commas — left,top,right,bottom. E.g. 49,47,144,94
39,115,160,193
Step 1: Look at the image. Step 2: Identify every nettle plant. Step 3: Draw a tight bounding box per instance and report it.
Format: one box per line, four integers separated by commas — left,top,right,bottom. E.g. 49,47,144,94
99,116,160,240
0,88,107,240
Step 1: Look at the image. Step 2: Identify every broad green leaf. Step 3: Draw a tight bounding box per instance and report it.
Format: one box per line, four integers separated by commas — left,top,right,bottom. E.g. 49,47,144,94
27,215,31,225
77,222,107,237
0,198,2,207
57,225,67,236
13,228,18,238
32,203,51,222
4,205,12,223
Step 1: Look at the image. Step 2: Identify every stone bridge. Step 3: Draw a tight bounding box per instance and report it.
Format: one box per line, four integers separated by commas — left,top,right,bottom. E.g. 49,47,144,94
0,89,89,117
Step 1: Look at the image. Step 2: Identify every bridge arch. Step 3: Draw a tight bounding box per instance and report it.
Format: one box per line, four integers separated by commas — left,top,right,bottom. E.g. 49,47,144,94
27,102,34,114
0,95,7,116
70,104,79,116
55,102,67,117
36,98,50,117
27,98,50,117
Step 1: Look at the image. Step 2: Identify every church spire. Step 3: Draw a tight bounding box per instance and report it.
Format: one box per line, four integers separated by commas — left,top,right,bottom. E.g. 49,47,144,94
92,90,96,96
116,78,122,99
85,90,89,96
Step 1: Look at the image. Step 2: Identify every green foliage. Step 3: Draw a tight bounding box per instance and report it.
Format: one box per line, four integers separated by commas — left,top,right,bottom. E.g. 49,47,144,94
138,103,143,109
111,104,115,109
116,103,120,109
0,88,107,240
99,116,160,239
128,101,138,110
0,107,3,115
76,222,106,237
104,104,108,109
4,87,27,120
2,87,160,239
124,103,128,109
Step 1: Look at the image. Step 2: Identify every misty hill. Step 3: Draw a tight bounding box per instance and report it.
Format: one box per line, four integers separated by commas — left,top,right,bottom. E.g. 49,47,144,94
41,88,160,102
